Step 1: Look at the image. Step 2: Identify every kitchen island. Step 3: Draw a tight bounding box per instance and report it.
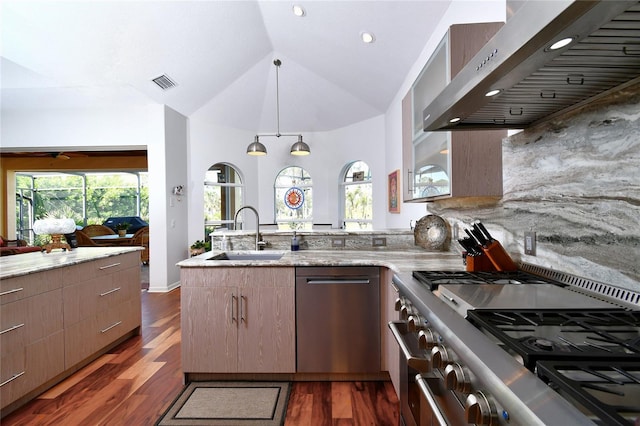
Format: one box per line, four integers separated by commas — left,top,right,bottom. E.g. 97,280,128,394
177,249,462,391
1,247,142,416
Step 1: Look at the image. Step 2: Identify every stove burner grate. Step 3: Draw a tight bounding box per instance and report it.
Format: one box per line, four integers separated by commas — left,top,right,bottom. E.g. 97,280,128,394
467,309,640,370
537,360,640,426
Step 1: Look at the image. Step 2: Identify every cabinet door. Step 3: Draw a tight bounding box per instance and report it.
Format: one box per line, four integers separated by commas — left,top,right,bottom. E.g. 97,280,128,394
181,286,237,372
380,269,400,397
403,22,505,202
237,285,295,373
401,91,414,202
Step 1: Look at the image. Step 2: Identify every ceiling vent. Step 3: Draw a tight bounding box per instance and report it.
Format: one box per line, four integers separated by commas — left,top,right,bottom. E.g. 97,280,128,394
152,74,177,91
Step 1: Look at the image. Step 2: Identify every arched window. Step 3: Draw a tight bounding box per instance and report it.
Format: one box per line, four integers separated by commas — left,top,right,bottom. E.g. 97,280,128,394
275,166,312,230
341,161,372,230
204,163,243,234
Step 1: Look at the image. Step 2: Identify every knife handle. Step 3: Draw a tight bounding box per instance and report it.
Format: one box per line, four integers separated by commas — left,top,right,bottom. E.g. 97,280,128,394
476,222,494,242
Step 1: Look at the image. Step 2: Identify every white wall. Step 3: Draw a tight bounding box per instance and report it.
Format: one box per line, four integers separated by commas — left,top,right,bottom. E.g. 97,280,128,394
1,106,151,151
147,106,189,292
1,104,186,292
188,113,387,244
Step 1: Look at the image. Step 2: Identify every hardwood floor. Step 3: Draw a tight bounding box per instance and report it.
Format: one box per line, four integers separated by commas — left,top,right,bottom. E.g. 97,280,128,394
2,288,399,425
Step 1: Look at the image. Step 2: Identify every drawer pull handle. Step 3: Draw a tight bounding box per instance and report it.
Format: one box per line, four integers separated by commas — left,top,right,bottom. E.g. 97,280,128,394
0,323,25,335
100,321,122,333
99,262,121,270
100,287,121,297
0,288,24,297
0,371,25,387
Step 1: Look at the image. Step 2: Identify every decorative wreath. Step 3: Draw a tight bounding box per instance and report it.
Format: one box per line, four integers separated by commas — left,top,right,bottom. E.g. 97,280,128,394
284,187,304,210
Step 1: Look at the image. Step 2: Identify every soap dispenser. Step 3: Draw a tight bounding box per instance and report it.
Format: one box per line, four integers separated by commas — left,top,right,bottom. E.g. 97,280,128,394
291,231,300,251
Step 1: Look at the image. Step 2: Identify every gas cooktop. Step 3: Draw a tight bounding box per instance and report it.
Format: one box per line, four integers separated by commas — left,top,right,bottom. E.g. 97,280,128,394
412,270,561,290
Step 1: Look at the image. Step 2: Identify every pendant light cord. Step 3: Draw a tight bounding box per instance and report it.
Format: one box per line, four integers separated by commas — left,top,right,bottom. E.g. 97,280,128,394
274,59,281,137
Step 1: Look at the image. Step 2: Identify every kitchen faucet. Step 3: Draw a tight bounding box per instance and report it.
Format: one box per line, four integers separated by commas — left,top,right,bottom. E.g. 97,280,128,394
233,205,265,250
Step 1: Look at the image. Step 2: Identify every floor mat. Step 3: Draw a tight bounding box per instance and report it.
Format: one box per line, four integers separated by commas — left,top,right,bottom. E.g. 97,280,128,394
156,381,290,426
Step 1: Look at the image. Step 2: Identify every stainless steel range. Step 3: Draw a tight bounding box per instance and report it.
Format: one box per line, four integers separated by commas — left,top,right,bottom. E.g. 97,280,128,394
390,269,640,425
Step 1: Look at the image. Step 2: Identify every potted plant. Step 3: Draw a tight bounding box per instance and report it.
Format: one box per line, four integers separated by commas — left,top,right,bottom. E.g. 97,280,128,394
190,240,206,257
115,222,130,237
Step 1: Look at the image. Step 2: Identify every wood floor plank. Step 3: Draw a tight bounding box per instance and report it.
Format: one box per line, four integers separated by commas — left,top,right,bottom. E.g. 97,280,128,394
38,353,118,399
331,381,354,419
285,392,314,426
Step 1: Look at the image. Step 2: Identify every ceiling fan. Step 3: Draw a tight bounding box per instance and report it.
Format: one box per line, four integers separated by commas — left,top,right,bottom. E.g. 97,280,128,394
3,151,90,160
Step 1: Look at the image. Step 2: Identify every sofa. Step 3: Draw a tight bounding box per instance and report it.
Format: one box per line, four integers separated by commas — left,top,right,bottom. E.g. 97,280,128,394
0,236,42,256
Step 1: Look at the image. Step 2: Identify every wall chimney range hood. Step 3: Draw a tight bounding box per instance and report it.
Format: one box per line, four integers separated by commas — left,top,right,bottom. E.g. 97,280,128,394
422,0,640,131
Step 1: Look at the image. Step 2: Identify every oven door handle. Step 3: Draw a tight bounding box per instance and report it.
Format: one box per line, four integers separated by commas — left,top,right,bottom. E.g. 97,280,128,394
388,321,430,372
416,373,450,426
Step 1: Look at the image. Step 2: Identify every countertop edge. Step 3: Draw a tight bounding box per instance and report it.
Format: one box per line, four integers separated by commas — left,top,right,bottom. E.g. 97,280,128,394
1,246,143,279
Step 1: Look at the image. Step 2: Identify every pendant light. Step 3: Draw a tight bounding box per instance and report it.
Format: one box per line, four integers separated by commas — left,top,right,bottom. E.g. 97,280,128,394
247,59,310,156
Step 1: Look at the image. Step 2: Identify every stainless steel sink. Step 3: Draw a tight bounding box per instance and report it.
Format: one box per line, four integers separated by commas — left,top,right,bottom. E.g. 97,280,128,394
208,251,285,261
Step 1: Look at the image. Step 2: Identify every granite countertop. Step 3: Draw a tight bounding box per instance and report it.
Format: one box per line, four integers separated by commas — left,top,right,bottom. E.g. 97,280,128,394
0,246,142,279
177,249,463,273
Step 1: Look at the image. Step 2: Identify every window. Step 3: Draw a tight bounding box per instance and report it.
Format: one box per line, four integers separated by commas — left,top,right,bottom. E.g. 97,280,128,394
275,166,312,230
204,163,243,235
341,161,372,230
15,172,148,244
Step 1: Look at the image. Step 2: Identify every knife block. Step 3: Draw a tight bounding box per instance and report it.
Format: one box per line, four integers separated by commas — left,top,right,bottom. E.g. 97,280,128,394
482,241,518,271
465,253,497,272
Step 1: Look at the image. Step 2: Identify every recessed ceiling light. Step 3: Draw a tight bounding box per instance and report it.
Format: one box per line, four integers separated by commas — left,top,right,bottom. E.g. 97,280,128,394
292,5,305,17
449,117,461,123
361,32,375,44
485,89,501,97
548,37,574,50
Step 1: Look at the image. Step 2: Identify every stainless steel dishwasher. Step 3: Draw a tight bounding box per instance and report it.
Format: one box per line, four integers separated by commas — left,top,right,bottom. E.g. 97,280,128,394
296,266,380,373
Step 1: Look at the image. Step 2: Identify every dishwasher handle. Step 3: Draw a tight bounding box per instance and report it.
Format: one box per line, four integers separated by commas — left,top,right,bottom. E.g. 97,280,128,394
306,278,370,285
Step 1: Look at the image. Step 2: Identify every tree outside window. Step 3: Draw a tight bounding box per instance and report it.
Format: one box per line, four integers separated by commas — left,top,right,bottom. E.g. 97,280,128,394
341,161,372,230
275,166,312,230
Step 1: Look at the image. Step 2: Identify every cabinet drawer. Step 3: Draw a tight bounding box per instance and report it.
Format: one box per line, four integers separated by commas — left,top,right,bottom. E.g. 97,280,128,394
1,331,64,408
64,298,140,368
63,266,139,326
0,269,63,305
62,252,140,287
181,267,294,289
1,289,63,351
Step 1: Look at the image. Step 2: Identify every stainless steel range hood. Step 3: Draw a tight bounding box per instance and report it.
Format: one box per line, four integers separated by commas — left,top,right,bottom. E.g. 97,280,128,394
422,0,640,131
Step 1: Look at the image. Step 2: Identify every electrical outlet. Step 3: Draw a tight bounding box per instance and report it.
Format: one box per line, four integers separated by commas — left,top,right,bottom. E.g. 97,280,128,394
524,232,536,256
331,237,345,248
372,237,386,247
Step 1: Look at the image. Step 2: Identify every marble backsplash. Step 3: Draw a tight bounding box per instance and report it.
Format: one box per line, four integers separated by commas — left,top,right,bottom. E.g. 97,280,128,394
429,82,640,291
210,229,418,252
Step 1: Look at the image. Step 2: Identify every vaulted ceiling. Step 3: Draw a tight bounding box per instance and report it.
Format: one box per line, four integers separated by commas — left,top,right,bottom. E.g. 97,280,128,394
1,1,454,134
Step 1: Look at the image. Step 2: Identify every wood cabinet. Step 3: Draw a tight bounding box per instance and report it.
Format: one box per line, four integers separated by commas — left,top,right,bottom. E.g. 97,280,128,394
380,268,400,396
181,267,295,374
62,252,141,368
1,271,64,410
1,251,141,414
403,22,506,202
